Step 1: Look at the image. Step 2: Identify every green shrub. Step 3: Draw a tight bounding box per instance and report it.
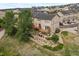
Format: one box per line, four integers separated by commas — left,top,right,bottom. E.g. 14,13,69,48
9,26,17,36
43,45,53,50
52,43,64,51
61,31,68,36
51,34,59,43
43,43,64,51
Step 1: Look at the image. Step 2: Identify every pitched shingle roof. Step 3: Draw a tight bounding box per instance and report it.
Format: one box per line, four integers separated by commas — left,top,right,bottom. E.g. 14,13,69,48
32,12,56,20
61,10,78,15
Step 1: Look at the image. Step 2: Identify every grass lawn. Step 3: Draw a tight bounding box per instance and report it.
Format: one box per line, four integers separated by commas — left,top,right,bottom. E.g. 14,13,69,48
0,36,65,56
0,32,79,56
60,32,79,56
0,36,57,56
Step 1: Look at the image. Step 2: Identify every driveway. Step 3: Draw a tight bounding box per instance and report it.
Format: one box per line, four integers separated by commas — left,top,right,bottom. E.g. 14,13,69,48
0,29,5,39
61,27,77,34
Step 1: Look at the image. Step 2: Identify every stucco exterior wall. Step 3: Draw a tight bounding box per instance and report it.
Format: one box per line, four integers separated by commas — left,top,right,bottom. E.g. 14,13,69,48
51,15,60,34
40,20,51,30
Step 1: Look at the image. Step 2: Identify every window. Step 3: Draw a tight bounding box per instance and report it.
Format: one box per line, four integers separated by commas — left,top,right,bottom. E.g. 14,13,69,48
45,26,49,30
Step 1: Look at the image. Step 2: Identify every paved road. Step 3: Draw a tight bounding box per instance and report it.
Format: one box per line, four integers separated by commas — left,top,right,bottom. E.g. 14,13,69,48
61,27,77,34
0,29,5,39
60,23,78,28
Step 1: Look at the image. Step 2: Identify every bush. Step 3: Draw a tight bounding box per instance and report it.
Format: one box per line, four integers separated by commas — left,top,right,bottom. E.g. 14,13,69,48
9,27,17,36
61,31,68,36
51,34,59,43
52,43,64,51
43,45,53,50
43,43,64,51
55,28,60,33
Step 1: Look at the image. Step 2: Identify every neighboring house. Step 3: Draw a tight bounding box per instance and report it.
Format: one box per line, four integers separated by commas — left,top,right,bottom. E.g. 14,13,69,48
59,10,79,27
32,12,61,34
32,8,79,34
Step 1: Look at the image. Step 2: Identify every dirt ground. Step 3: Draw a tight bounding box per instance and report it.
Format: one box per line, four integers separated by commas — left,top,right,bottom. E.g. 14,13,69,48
0,29,5,39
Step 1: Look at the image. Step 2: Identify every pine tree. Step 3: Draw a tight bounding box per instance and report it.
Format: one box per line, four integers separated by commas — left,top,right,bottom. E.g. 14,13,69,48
16,9,33,42
2,10,16,36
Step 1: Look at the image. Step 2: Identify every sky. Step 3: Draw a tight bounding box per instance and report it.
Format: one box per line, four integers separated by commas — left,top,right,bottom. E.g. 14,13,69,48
0,3,68,9
0,0,79,9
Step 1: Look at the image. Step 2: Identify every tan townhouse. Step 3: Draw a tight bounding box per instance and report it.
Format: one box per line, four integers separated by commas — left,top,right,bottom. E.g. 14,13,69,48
32,8,79,35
